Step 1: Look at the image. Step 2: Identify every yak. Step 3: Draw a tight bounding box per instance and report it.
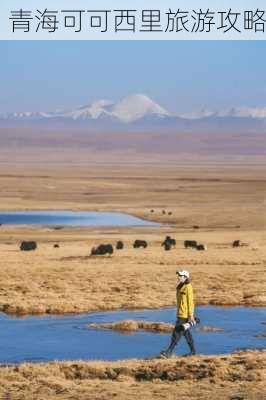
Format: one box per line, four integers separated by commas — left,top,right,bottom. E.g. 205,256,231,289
91,244,114,256
133,240,148,249
20,241,37,251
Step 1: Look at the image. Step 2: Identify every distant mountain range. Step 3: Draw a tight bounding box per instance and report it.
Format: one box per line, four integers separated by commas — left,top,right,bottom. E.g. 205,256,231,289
1,94,266,133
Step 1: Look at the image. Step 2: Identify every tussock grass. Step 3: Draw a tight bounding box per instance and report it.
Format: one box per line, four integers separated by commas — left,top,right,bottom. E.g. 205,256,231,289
0,351,264,399
88,320,174,333
88,320,225,334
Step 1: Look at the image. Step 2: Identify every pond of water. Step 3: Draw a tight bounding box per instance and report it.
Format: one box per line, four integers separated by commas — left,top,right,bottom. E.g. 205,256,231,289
0,306,265,363
0,211,158,227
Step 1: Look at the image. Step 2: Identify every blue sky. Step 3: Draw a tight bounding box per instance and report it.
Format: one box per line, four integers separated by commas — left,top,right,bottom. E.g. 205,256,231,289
1,41,266,114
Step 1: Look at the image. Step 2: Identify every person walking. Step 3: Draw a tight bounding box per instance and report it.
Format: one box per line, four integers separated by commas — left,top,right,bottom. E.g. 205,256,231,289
160,270,196,358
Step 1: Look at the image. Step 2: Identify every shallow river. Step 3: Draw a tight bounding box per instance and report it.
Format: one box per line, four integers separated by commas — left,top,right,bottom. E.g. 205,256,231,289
0,306,265,363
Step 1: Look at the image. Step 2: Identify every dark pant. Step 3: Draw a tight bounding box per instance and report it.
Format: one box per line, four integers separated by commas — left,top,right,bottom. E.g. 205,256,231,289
166,317,196,354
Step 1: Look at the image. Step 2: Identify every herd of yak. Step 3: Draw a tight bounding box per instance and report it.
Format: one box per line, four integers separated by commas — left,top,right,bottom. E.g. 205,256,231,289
19,237,242,254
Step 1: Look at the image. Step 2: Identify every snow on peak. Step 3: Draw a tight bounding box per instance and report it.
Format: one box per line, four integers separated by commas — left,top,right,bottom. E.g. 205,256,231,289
111,94,170,123
217,107,266,119
180,106,266,120
0,95,171,123
89,99,114,119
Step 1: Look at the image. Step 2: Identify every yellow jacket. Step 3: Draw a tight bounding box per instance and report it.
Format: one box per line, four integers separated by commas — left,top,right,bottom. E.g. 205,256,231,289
176,283,194,318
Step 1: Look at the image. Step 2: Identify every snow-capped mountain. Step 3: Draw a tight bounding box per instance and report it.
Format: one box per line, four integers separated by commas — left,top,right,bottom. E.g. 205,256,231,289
181,106,266,120
56,99,114,121
1,111,52,120
110,94,170,123
0,94,171,124
1,94,266,133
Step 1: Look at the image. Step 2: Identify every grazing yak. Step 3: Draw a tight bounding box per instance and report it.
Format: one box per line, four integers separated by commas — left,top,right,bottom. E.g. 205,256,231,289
116,241,124,250
161,236,176,251
20,241,37,251
54,244,60,249
196,244,207,251
91,244,114,256
166,236,176,246
133,240,148,249
233,240,241,248
184,240,198,249
163,242,172,251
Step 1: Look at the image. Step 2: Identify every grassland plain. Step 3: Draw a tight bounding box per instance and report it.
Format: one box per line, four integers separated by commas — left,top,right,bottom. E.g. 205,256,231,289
0,162,265,314
0,162,265,399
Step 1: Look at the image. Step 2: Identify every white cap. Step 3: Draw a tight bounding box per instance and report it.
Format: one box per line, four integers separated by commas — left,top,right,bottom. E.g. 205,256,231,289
176,270,190,278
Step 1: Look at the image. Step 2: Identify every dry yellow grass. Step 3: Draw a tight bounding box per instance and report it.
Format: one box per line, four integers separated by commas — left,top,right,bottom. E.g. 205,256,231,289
0,350,265,400
0,163,265,399
0,228,265,314
88,319,174,333
88,320,224,334
0,164,265,315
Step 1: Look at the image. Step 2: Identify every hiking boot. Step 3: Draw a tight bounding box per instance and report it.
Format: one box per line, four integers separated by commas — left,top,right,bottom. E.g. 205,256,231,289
159,350,173,359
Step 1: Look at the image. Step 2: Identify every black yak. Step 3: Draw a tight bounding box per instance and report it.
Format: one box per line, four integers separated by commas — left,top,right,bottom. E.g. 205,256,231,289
20,241,37,251
116,241,124,250
91,244,114,256
184,240,197,249
133,240,148,249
